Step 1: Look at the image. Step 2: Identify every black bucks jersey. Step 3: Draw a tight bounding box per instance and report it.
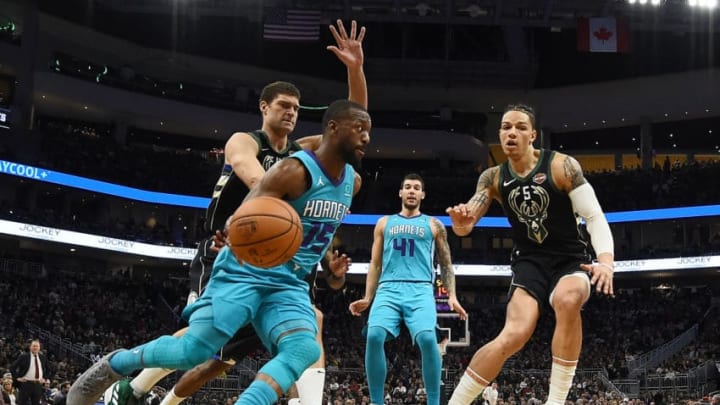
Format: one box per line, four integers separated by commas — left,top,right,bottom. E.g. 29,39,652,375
204,130,302,233
498,149,589,258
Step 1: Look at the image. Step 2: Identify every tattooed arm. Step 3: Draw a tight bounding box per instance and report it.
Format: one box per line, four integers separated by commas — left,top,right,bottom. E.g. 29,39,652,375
554,153,615,296
556,153,588,192
432,217,467,319
446,166,500,236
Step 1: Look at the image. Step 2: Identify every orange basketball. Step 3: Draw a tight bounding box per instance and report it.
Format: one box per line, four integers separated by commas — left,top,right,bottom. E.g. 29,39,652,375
227,196,303,268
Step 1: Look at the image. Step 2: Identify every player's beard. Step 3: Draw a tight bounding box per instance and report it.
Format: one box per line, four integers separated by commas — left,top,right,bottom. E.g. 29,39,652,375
342,147,363,171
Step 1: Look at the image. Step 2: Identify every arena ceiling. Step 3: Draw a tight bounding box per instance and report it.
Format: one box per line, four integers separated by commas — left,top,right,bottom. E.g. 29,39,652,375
88,0,719,33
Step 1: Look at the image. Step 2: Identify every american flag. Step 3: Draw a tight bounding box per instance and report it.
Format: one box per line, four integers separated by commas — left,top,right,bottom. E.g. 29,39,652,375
263,8,321,42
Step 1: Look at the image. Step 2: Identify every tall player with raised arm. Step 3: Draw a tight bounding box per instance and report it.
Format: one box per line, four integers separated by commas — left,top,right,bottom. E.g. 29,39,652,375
102,20,367,405
69,99,371,405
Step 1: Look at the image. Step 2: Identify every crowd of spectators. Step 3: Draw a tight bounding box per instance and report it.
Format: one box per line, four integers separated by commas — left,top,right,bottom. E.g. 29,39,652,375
0,252,718,404
0,256,174,385
34,117,220,197
19,116,720,214
0,176,203,248
2,116,720,259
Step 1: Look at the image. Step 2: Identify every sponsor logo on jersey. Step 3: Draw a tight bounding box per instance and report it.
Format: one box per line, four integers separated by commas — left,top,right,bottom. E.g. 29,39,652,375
533,173,547,185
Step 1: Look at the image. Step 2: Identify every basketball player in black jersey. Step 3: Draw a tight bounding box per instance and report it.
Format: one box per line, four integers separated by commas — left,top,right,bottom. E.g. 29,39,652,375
103,19,366,405
445,104,615,405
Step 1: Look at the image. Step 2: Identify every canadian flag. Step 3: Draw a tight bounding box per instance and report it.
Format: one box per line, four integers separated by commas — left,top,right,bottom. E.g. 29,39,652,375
577,17,630,53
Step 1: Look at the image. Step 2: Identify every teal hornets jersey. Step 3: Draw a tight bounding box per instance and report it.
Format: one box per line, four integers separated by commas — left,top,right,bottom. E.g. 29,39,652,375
285,150,355,279
379,214,435,283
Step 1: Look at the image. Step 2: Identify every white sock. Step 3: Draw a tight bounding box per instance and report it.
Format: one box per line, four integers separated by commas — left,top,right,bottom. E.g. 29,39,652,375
288,399,301,405
130,368,174,398
295,367,326,405
159,388,186,405
547,359,577,405
448,370,487,405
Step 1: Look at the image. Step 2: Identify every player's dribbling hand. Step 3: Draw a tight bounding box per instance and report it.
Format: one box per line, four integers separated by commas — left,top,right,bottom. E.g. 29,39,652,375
327,20,366,69
580,262,615,297
349,298,370,316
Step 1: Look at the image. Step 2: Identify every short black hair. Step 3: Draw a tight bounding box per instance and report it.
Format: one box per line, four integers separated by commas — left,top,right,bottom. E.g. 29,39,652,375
321,99,367,129
259,81,301,104
401,173,424,190
503,103,536,128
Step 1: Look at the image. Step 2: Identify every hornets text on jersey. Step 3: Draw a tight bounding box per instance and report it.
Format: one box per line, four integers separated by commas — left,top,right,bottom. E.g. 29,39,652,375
284,150,355,279
380,214,435,284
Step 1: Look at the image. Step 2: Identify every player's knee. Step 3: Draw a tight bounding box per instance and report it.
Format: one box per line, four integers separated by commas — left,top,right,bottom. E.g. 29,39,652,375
179,335,218,369
495,327,533,355
552,288,587,313
415,330,437,353
261,331,320,392
366,326,387,348
280,331,320,372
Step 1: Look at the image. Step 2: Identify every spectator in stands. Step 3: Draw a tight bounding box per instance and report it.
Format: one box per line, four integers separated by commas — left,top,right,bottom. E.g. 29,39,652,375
52,382,70,405
2,378,16,405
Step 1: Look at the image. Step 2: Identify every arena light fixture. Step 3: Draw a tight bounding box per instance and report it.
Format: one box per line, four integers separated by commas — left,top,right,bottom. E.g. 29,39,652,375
688,0,717,7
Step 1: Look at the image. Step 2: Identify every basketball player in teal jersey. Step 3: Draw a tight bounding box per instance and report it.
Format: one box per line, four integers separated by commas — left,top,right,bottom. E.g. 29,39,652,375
102,19,367,405
68,99,371,405
445,104,615,405
349,173,468,405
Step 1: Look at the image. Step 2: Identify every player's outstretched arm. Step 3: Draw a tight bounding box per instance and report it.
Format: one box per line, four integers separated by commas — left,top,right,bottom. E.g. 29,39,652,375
446,166,499,237
296,20,368,151
348,216,386,316
327,19,367,109
431,217,467,320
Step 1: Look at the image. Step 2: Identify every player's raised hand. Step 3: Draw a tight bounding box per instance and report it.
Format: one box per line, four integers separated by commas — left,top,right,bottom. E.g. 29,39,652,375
580,262,615,297
349,298,371,316
448,296,468,320
327,20,365,69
